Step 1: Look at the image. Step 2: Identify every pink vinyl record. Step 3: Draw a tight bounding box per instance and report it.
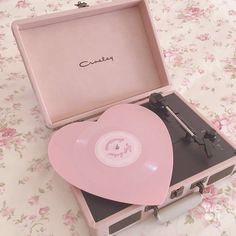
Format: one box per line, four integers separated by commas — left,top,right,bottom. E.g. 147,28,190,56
48,104,173,205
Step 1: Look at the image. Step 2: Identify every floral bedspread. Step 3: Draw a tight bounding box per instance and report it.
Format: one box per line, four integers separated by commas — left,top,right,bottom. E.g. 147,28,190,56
0,0,236,236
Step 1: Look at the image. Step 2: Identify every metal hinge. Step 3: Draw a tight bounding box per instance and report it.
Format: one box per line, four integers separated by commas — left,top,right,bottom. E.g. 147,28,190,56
75,1,89,8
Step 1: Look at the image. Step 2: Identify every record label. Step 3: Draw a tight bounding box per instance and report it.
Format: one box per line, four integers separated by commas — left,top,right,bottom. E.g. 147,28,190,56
95,131,142,167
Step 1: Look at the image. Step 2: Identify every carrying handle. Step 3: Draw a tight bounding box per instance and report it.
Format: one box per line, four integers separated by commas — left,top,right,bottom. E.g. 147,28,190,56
156,191,202,224
153,183,204,223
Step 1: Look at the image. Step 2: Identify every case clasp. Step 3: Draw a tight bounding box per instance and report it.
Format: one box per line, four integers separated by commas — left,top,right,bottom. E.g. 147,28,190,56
75,1,89,8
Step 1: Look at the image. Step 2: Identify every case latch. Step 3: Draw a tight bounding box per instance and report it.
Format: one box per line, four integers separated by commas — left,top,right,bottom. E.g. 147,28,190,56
75,1,89,8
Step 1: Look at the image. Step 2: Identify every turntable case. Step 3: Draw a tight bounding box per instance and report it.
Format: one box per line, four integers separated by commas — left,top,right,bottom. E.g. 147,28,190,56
12,0,171,128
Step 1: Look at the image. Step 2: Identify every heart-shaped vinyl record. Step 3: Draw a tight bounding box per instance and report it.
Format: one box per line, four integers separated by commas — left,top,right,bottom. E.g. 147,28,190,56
48,104,173,205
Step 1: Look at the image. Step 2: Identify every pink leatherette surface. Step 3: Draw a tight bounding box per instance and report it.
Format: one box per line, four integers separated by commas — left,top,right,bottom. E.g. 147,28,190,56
12,0,170,128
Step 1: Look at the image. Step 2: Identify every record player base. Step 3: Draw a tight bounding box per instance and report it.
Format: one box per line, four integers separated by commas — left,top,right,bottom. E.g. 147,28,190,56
71,92,236,236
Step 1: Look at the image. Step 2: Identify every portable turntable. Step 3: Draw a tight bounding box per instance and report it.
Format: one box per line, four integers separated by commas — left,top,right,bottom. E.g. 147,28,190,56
11,0,236,235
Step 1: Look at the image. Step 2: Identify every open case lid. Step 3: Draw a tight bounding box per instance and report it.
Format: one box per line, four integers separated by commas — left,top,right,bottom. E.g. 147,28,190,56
12,0,171,129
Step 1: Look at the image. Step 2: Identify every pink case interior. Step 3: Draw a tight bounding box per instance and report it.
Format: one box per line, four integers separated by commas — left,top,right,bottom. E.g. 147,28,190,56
12,0,170,128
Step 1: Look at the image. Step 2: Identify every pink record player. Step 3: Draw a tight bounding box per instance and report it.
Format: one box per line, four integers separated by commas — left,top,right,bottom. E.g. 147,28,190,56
12,1,236,236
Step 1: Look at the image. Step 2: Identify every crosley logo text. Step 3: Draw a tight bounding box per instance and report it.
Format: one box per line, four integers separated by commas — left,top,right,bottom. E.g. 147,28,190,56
79,56,114,68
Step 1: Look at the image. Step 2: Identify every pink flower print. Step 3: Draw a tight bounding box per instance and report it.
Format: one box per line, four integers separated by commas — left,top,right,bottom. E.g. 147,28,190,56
23,132,34,143
0,183,5,195
39,207,49,216
226,119,236,136
34,127,45,135
63,210,78,226
0,203,15,220
190,205,206,219
204,53,215,63
1,128,16,137
0,127,17,147
185,7,202,17
12,103,22,110
27,157,51,172
211,113,236,136
5,94,15,102
46,3,63,11
0,54,5,65
231,177,236,188
197,33,210,41
203,185,221,202
1,207,14,217
179,6,205,21
28,214,37,221
163,49,183,67
203,184,218,196
189,99,200,108
18,176,29,185
31,106,41,119
202,185,230,212
28,196,39,206
46,180,53,191
221,95,236,105
223,54,236,76
0,33,5,40
173,54,183,67
16,0,30,8
211,118,222,130
190,184,229,227
228,10,236,16
229,189,236,201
